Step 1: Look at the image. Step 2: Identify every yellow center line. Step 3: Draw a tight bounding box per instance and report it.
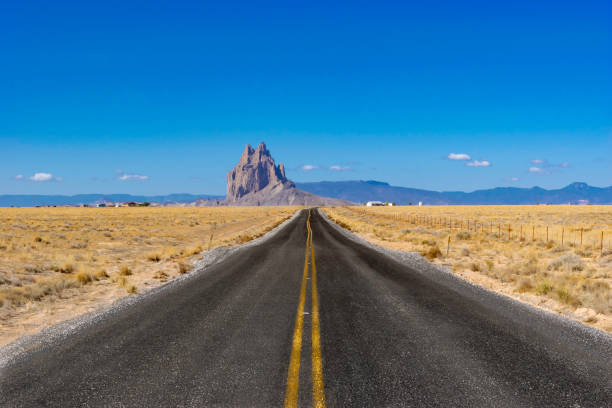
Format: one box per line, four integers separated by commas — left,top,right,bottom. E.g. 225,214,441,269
310,214,326,408
284,210,311,408
284,209,326,408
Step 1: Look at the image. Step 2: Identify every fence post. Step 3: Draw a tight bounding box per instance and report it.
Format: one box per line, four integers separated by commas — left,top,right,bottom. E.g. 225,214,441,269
561,228,564,247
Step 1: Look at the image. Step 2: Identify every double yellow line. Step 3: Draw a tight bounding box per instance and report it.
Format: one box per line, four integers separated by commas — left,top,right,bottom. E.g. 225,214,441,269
284,210,326,408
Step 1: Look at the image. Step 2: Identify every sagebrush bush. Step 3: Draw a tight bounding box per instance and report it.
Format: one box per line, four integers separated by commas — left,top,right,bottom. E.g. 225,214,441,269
456,231,471,240
548,253,584,272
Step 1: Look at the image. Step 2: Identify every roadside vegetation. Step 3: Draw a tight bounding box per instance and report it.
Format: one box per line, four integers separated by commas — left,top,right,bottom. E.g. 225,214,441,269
0,206,295,345
324,205,612,332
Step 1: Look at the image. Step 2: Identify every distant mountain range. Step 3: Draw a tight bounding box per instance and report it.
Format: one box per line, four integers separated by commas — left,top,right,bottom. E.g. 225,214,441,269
0,194,224,207
295,181,612,205
2,181,611,207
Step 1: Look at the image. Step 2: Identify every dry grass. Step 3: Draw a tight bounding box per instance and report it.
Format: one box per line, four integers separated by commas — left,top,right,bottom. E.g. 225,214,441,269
324,205,612,332
0,206,296,345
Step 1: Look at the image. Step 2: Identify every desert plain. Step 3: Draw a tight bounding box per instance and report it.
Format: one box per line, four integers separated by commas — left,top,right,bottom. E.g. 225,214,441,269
0,206,295,346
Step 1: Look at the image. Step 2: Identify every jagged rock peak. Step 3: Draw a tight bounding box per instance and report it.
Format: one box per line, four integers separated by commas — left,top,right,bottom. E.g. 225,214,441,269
226,142,293,201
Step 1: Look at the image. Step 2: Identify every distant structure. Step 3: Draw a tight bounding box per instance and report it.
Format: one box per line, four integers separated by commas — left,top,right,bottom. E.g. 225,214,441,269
366,201,385,207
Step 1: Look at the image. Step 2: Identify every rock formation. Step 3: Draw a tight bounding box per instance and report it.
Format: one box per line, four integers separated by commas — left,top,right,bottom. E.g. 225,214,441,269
225,142,351,206
226,143,294,201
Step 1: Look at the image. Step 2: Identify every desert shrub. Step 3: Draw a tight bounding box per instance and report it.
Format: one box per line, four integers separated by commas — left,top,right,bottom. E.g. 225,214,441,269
94,269,109,279
576,249,592,258
116,276,128,287
456,231,471,240
548,253,584,272
178,262,190,274
239,235,253,243
126,285,137,294
492,268,516,283
555,287,581,307
24,265,43,274
58,262,74,274
485,260,494,271
119,265,132,276
147,252,162,262
516,278,534,293
461,248,470,256
75,271,93,285
186,244,203,256
334,219,353,231
470,263,481,272
154,271,169,281
422,245,442,260
535,281,553,296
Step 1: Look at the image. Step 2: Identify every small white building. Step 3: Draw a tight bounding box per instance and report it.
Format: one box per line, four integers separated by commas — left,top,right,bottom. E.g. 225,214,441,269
366,201,385,207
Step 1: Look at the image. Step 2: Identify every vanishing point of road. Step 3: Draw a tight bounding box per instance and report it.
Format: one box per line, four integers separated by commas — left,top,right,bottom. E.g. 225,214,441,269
1,209,611,407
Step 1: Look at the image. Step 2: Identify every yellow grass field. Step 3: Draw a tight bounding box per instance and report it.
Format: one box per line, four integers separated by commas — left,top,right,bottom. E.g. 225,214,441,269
0,206,296,346
324,205,612,332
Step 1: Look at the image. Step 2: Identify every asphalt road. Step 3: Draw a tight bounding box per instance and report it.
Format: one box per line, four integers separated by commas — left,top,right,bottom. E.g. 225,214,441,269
1,209,611,407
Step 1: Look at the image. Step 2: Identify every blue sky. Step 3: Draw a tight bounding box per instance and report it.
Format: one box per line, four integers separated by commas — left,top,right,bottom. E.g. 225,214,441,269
1,0,610,195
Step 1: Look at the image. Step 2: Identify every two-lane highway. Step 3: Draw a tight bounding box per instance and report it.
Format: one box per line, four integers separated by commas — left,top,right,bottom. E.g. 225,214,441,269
1,209,611,407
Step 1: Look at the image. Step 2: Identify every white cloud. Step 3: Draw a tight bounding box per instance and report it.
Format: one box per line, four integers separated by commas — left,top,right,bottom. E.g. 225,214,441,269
301,164,318,171
560,161,571,168
466,160,491,167
118,173,149,181
14,174,24,180
329,165,352,171
23,172,62,182
448,153,471,161
530,159,544,164
529,166,550,174
30,173,53,181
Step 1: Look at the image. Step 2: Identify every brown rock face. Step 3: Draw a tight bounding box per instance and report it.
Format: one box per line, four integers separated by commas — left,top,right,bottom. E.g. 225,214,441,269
226,142,294,202
225,142,352,206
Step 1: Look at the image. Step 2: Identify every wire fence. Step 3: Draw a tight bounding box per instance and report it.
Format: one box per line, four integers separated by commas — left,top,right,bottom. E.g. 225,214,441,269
350,207,612,257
